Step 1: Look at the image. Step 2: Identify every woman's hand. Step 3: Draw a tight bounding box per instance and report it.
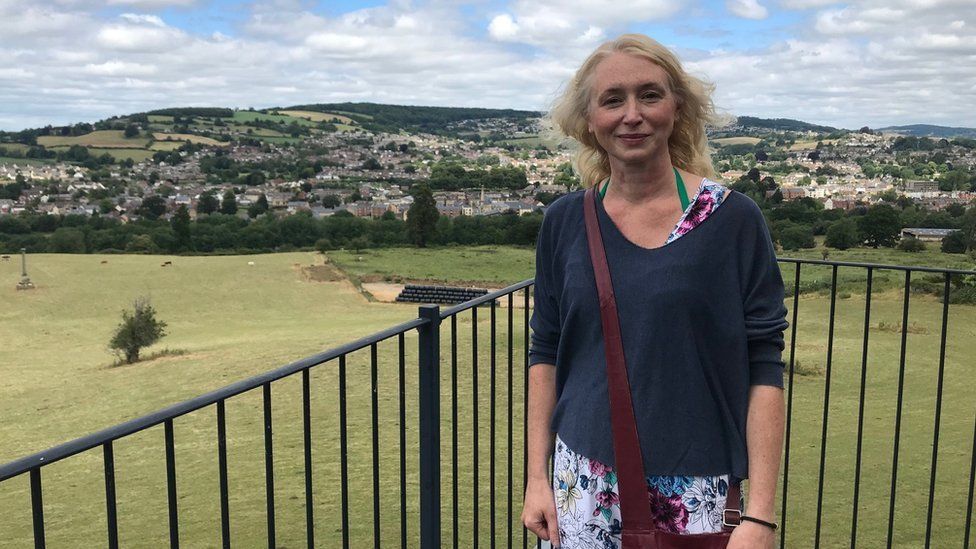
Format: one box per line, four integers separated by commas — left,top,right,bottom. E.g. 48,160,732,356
727,520,776,549
521,477,561,547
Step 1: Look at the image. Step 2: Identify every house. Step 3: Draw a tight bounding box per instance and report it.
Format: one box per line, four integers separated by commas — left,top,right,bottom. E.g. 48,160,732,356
900,228,956,242
824,198,856,210
905,180,940,193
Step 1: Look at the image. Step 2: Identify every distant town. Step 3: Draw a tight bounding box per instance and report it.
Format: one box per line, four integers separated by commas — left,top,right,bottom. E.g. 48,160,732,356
1,104,975,254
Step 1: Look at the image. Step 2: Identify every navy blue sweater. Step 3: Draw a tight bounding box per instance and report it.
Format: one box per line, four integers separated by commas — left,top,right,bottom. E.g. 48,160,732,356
529,189,788,479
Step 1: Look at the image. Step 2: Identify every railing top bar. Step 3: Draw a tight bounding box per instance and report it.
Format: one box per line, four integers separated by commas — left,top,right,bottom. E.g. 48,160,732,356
778,257,976,276
0,316,428,482
439,278,534,318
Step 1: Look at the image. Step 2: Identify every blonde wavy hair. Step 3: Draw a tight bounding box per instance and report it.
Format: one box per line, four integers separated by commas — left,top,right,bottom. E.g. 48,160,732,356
548,34,725,186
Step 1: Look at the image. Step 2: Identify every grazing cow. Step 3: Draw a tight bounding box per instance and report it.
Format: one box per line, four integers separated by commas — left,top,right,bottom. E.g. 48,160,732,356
247,261,255,266
1,255,9,261
100,260,108,264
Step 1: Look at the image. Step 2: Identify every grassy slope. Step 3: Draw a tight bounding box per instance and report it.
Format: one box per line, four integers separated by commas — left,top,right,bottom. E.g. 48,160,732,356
38,130,151,149
277,110,354,124
1,247,974,548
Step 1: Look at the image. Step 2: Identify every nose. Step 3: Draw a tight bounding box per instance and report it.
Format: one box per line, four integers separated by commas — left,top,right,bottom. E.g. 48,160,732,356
621,97,641,125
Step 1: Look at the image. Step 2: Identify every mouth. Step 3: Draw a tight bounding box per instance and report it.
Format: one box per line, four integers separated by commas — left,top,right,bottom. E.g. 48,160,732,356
617,133,649,143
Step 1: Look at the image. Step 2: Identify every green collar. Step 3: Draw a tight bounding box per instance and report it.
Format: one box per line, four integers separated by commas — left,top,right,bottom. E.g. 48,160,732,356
599,167,691,211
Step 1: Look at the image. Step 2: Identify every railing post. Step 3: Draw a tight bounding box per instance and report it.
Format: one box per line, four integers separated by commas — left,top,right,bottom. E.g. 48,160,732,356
418,305,442,549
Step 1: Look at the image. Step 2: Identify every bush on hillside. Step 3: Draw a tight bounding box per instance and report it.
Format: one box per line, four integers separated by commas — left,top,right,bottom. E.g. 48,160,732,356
897,236,926,252
778,223,816,251
109,298,167,364
942,231,967,253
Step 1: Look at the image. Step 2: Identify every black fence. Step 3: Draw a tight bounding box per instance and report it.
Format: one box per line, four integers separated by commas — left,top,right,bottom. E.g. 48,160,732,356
1,258,975,548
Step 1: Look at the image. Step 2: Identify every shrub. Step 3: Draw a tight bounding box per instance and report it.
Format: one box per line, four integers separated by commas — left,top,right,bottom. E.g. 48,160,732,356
897,236,926,252
789,359,824,377
779,223,815,251
109,298,167,364
942,231,967,253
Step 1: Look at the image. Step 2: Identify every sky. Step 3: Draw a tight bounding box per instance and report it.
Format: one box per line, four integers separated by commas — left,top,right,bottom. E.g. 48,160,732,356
0,0,974,132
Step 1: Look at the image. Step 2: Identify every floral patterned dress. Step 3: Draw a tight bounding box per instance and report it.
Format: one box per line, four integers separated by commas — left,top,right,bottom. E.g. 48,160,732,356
553,178,734,549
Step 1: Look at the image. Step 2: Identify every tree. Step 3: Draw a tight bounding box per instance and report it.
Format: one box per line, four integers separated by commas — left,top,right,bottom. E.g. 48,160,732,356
248,193,269,218
778,223,816,251
942,231,967,253
109,298,167,364
406,182,439,247
196,191,219,214
825,218,860,250
220,190,238,215
171,205,191,250
960,207,976,251
49,227,87,253
321,194,341,209
137,195,167,220
946,203,966,218
857,204,902,248
124,124,140,138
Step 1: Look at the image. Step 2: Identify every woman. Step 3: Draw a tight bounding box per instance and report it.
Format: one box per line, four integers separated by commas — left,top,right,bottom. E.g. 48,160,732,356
521,34,788,549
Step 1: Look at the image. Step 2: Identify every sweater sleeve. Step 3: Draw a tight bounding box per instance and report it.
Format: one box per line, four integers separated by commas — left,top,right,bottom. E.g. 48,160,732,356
739,198,789,387
529,206,560,367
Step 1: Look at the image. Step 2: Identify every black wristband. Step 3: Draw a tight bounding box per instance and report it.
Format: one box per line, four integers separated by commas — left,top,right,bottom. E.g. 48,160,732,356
739,515,777,531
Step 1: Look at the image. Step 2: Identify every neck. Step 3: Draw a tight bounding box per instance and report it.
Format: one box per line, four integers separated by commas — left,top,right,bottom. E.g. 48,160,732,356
606,153,675,204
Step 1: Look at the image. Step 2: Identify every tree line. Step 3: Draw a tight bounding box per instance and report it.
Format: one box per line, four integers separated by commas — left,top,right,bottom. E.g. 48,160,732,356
0,207,543,255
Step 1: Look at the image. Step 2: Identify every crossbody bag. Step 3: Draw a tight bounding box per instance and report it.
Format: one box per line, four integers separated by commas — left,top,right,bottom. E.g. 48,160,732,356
582,185,741,549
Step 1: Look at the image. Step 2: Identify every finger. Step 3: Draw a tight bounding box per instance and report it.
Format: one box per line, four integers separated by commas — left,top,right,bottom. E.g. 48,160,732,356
523,515,547,540
545,508,561,547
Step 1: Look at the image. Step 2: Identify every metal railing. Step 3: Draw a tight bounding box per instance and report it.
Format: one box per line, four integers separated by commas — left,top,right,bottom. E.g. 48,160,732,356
2,259,976,548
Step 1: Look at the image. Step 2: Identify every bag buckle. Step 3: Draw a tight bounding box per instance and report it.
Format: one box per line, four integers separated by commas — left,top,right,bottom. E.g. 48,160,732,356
722,508,741,528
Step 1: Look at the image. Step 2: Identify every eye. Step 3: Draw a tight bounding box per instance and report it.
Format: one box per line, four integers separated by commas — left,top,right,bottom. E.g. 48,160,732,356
641,91,662,101
601,96,621,106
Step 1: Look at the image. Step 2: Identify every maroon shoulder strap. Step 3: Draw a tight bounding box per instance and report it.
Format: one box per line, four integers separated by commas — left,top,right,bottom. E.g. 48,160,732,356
581,187,741,534
582,186,654,532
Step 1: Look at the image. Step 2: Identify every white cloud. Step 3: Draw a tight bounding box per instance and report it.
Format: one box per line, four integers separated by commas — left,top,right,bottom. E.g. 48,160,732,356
96,23,187,51
106,0,197,7
727,0,769,19
778,0,840,8
487,14,519,41
488,0,680,47
0,0,975,130
118,13,166,26
83,60,158,76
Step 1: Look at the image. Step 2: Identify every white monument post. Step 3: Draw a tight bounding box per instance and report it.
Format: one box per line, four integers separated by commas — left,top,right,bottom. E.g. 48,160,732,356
16,248,34,290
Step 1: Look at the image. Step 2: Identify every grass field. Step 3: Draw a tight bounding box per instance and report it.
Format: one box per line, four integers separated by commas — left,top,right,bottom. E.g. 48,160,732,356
331,110,373,120
152,133,228,147
327,245,536,286
148,141,183,151
253,135,306,144
495,135,565,149
0,143,31,153
0,156,53,166
712,136,762,146
1,247,974,548
231,111,317,127
790,138,841,151
147,115,174,123
277,110,354,124
88,148,156,163
37,130,151,149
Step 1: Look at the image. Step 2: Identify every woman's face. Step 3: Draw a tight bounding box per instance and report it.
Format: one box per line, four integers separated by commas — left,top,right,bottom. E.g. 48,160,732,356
586,52,678,169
